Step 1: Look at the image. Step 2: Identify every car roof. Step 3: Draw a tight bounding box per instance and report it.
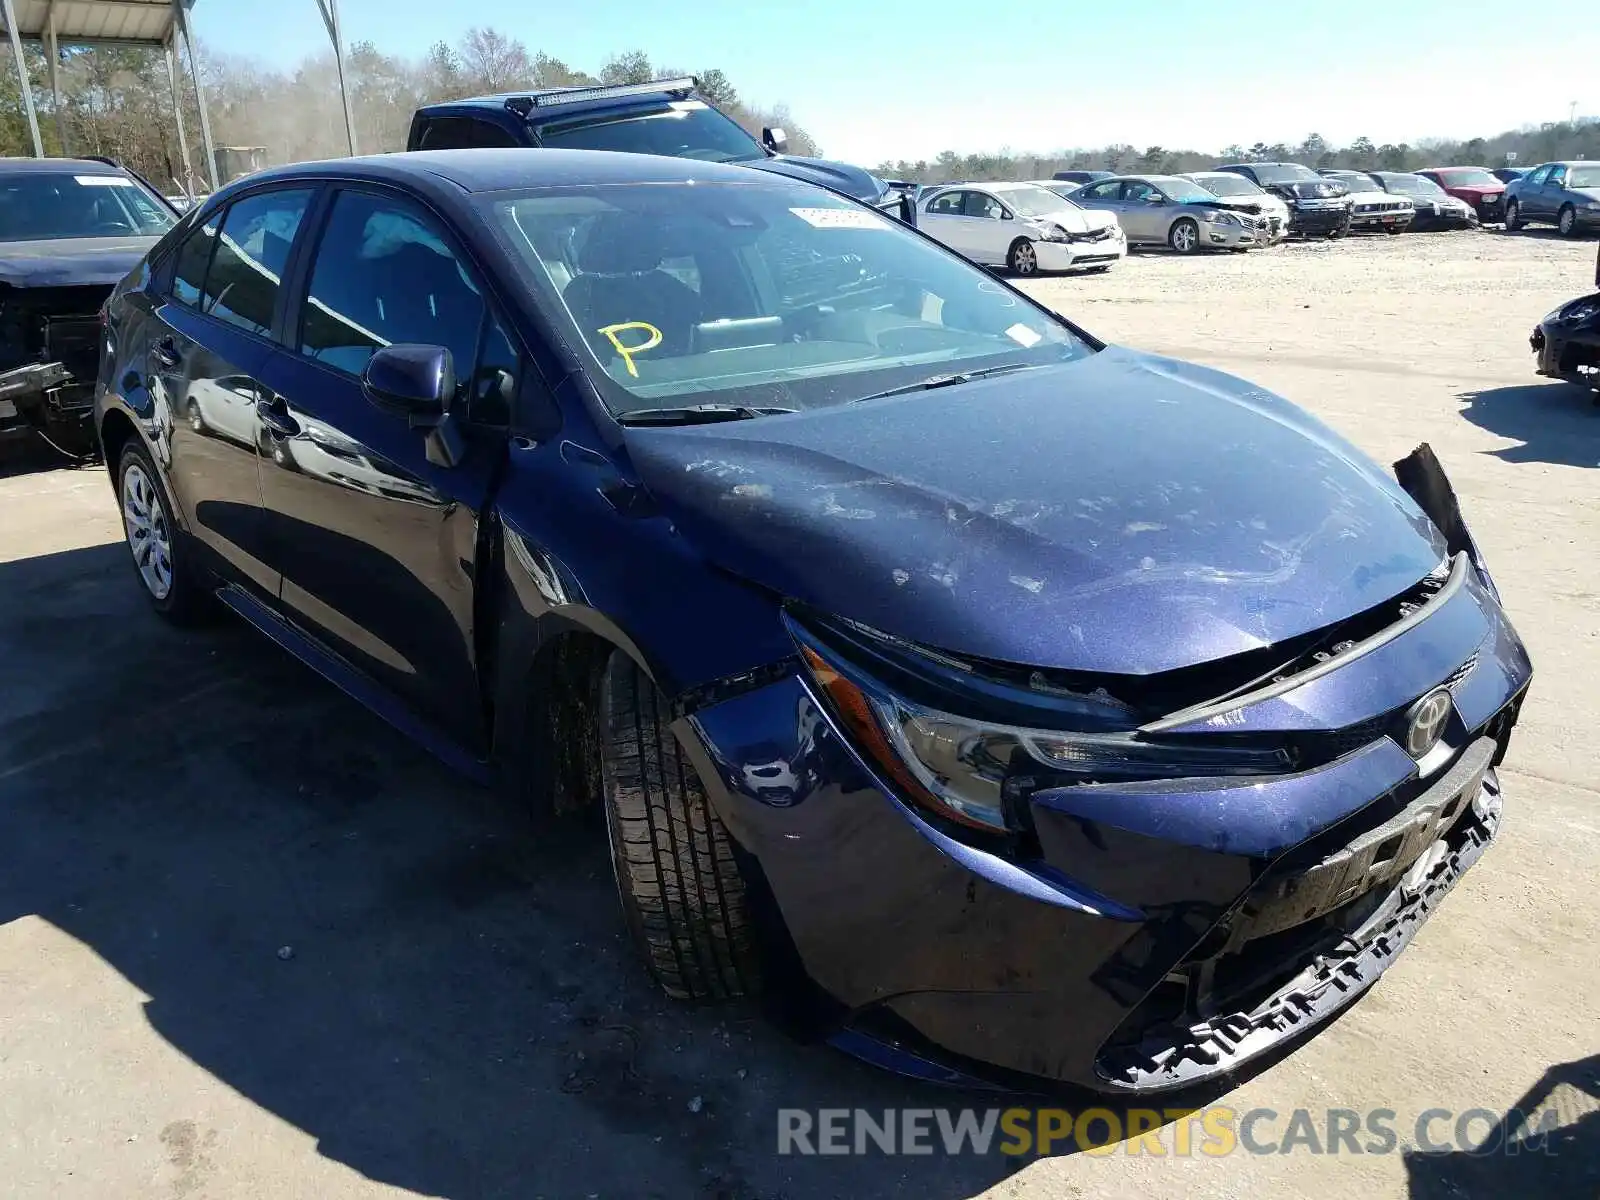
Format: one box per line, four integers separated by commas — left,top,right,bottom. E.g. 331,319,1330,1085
0,156,127,175
238,148,772,195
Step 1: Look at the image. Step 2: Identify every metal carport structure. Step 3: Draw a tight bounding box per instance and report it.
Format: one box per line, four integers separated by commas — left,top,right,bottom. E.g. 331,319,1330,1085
0,0,358,191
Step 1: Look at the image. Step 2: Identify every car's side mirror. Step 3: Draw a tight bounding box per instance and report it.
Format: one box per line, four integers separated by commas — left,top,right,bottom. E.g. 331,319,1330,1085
362,343,465,468
763,126,789,155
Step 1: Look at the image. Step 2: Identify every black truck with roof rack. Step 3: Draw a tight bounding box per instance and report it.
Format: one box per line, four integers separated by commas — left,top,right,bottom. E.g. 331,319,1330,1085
406,77,913,220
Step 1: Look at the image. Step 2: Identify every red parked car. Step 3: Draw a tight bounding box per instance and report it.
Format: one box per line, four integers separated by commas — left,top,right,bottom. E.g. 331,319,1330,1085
1418,167,1507,224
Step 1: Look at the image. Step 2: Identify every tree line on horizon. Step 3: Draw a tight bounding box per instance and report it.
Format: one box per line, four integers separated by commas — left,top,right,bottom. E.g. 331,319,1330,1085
874,122,1600,183
0,29,818,194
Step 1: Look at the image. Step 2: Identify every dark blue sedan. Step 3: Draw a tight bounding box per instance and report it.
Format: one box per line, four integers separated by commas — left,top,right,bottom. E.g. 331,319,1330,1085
96,149,1532,1094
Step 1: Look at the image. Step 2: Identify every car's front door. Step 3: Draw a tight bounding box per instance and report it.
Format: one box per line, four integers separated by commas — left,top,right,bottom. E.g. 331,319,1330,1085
1074,180,1130,238
254,184,518,750
1118,181,1166,240
1521,165,1553,216
919,189,974,257
961,191,1013,264
151,186,317,596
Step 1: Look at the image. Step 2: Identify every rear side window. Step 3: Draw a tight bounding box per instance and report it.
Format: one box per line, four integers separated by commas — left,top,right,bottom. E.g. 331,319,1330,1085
299,189,486,386
171,215,219,307
418,117,521,150
201,189,314,337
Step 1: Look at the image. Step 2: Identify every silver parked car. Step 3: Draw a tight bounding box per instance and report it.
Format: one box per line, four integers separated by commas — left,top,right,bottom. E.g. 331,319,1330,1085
1504,162,1600,237
1067,174,1268,253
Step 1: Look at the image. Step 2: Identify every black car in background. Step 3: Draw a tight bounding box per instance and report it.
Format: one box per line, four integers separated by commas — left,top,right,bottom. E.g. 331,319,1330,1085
407,76,910,217
1214,162,1352,237
1052,169,1113,185
1530,241,1600,399
0,157,176,452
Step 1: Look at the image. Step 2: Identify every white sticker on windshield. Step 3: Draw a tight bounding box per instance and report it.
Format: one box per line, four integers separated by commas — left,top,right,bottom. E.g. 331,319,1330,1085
75,175,134,187
1006,323,1043,348
789,207,885,230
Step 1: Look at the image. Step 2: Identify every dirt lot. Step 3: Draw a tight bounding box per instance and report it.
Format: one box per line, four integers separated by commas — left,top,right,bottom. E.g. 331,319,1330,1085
2,228,1597,1200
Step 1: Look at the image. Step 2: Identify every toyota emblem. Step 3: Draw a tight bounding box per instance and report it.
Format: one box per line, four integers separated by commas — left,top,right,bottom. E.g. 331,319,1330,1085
1405,688,1453,758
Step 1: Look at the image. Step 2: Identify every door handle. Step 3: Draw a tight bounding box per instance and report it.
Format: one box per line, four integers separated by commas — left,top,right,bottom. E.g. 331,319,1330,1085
153,336,181,369
256,394,301,438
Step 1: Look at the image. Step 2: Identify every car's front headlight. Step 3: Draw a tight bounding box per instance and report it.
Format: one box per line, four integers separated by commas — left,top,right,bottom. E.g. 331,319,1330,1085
1037,223,1070,242
1206,209,1242,227
799,641,1291,833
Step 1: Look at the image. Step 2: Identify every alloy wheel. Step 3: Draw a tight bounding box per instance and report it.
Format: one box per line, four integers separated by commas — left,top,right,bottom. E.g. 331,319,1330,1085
1010,240,1037,275
1170,221,1198,253
121,462,173,600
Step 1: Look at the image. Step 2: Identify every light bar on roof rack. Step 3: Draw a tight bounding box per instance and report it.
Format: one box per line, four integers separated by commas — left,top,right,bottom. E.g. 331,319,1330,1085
508,77,700,115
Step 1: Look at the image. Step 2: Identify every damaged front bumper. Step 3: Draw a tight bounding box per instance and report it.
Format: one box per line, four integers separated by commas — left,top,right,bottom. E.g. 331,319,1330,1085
1531,292,1600,393
0,360,79,439
681,448,1532,1094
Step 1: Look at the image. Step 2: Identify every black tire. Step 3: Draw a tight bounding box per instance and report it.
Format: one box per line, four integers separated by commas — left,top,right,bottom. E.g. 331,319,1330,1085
186,399,206,435
599,652,759,1001
1007,238,1039,276
116,441,211,625
1384,224,1403,235
1558,204,1579,238
1504,199,1523,231
1168,217,1200,254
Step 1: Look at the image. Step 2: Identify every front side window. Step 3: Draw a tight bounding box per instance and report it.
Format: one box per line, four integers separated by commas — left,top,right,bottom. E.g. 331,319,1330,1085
300,190,486,388
488,178,1092,418
537,100,765,164
0,171,174,242
202,189,314,337
172,215,220,308
963,193,1007,219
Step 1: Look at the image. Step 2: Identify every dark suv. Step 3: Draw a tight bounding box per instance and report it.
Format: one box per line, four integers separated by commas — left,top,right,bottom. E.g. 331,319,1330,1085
408,76,902,212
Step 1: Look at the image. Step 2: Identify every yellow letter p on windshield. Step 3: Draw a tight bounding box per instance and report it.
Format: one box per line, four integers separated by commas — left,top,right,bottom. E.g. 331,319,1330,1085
598,322,663,378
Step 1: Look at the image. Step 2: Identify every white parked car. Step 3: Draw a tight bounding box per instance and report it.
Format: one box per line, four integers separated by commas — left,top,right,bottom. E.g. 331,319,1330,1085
1179,171,1292,242
917,182,1126,276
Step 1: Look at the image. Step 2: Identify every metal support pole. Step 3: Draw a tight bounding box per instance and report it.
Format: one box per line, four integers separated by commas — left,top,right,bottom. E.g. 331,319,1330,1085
172,0,217,190
46,2,65,155
1,0,43,157
314,0,358,155
164,36,194,197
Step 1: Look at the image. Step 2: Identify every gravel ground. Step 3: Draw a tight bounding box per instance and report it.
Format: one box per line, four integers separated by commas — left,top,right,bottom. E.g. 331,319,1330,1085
1,227,1597,1200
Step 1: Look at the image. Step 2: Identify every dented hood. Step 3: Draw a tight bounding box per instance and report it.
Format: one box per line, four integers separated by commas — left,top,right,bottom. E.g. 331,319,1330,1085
624,348,1447,675
0,235,158,288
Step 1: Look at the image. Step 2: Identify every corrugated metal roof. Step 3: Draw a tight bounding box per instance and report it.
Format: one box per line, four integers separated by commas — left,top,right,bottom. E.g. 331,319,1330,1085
3,0,179,45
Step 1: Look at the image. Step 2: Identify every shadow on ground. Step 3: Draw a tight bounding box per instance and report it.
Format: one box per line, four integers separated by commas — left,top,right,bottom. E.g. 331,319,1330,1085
1457,382,1600,466
0,540,1026,1199
1403,1053,1600,1198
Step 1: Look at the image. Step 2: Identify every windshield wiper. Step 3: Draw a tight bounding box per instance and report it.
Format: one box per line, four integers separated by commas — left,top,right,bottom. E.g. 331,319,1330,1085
852,362,1041,404
616,404,799,426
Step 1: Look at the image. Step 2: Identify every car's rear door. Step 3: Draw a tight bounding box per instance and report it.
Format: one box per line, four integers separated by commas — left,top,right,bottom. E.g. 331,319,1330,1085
919,190,975,258
1521,165,1553,217
253,182,518,750
148,185,318,595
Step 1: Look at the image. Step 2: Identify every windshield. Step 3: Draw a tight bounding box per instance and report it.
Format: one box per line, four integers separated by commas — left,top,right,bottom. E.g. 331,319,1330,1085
1568,166,1600,188
0,171,174,242
1192,174,1261,197
996,185,1074,217
488,179,1092,417
1434,168,1500,188
1159,178,1222,203
1380,173,1446,197
537,100,766,164
1244,164,1321,185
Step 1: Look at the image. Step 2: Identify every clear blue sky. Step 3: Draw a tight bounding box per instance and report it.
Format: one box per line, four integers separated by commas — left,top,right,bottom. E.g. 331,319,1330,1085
192,0,1597,166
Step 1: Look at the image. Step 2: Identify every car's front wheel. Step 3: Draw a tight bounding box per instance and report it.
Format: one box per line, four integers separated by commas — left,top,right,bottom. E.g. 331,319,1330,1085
1007,238,1039,276
1168,218,1199,254
598,652,760,1001
117,442,209,624
1504,199,1522,230
1558,204,1579,237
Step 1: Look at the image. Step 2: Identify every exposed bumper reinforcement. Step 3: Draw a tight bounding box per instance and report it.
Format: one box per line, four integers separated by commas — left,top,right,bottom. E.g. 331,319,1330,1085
1095,766,1503,1092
